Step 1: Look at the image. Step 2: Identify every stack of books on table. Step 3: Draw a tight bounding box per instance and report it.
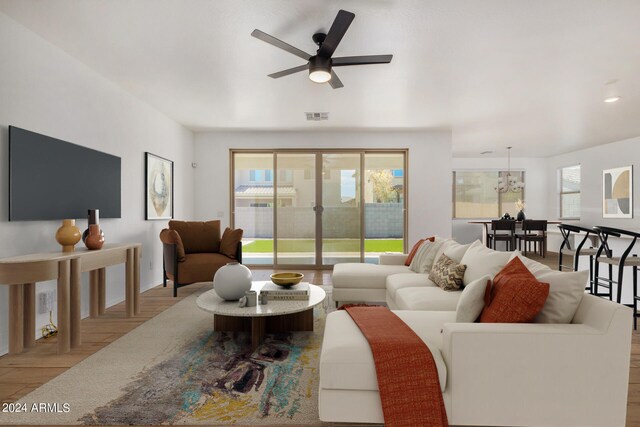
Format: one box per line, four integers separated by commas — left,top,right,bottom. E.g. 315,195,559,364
260,282,310,301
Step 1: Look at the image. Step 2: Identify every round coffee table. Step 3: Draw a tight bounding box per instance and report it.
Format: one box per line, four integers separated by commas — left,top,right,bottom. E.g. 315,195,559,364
196,281,326,349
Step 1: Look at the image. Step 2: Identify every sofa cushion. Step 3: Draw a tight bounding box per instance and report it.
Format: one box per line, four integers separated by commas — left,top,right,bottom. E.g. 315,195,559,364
159,228,186,262
169,220,221,253
429,254,466,291
168,252,232,284
220,227,243,259
459,240,513,286
395,286,462,311
409,239,444,273
456,275,491,323
386,273,435,300
332,263,411,289
480,257,550,323
533,269,589,324
320,310,453,393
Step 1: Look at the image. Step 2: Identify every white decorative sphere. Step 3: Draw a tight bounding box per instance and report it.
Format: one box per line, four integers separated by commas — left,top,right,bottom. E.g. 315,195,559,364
213,262,252,300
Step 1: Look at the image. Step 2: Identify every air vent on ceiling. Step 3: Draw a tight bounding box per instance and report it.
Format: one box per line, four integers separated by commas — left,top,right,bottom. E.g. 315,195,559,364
305,112,329,121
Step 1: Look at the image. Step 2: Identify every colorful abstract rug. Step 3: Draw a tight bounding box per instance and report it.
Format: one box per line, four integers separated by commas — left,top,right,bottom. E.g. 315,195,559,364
1,286,330,426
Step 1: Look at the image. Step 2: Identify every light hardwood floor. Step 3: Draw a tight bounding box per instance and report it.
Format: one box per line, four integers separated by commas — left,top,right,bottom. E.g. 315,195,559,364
0,262,638,426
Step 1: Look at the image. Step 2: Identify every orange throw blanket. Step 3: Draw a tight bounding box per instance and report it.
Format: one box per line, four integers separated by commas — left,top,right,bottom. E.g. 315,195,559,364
343,306,448,427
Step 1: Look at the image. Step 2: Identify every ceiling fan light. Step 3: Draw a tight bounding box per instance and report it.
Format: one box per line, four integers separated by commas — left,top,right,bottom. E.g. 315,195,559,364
309,70,331,83
308,55,332,83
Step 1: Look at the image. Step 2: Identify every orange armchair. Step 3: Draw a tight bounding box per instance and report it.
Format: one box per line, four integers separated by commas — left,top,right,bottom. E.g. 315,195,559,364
160,220,243,297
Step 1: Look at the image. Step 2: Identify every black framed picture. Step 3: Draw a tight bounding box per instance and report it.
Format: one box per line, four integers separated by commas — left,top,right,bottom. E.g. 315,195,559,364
145,152,174,220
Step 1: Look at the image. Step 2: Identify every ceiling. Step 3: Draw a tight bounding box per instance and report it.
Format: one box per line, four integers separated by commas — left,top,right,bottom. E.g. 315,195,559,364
1,0,639,157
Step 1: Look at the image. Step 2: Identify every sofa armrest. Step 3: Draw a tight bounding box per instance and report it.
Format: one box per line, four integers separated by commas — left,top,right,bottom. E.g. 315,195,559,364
441,318,631,426
378,253,408,265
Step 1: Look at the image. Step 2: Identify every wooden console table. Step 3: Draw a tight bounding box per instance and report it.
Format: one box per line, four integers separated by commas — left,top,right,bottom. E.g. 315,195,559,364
0,243,141,355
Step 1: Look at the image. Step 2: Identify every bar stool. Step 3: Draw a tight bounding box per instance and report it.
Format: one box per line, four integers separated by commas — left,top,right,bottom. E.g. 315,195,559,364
487,219,516,251
557,224,598,293
593,226,640,328
517,220,548,257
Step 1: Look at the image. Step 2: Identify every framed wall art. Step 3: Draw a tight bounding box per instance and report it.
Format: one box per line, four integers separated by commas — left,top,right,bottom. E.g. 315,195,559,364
145,152,174,220
603,165,633,219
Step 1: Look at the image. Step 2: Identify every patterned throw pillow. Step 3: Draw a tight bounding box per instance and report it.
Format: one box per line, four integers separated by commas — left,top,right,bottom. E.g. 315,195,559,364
428,254,467,291
404,236,435,266
479,257,550,323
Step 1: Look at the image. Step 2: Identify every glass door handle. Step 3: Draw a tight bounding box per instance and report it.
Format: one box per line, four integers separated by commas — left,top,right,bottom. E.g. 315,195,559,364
313,205,324,213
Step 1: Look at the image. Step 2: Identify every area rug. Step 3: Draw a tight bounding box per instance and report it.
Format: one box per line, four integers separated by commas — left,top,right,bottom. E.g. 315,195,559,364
1,285,332,426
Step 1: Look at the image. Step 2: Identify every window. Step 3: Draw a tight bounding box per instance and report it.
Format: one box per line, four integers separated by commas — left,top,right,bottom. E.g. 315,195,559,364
559,165,580,219
249,169,272,182
452,171,525,219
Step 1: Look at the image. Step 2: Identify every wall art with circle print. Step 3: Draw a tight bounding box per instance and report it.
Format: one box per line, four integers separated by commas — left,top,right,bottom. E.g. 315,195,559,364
603,165,633,218
145,152,173,220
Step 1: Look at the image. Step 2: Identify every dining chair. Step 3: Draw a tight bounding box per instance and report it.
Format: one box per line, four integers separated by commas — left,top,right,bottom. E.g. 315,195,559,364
557,224,598,293
487,219,516,251
518,220,548,257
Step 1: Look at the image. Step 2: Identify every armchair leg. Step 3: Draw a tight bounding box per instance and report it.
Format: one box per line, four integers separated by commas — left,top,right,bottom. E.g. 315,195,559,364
163,271,167,288
173,282,178,298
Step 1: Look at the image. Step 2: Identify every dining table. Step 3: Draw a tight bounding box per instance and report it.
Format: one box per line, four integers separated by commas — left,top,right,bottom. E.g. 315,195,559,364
468,219,563,249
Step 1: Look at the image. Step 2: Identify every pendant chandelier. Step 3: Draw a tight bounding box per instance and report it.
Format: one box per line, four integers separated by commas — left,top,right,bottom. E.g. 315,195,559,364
495,147,525,193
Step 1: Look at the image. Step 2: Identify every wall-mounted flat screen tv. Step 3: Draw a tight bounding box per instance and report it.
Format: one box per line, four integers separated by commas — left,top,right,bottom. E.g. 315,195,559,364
9,126,121,221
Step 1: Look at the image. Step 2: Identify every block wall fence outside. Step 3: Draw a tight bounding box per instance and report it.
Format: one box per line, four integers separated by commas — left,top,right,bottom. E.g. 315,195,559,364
236,203,403,239
0,12,196,356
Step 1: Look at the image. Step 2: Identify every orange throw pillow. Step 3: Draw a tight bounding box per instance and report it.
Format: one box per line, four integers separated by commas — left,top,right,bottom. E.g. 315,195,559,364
479,257,549,323
405,236,436,266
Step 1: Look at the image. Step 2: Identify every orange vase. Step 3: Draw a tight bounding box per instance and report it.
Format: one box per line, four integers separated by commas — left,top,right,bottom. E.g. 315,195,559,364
55,219,81,252
85,224,105,250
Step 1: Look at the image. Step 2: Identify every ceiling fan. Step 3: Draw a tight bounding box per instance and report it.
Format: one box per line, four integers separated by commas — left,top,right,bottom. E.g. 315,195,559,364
251,9,393,89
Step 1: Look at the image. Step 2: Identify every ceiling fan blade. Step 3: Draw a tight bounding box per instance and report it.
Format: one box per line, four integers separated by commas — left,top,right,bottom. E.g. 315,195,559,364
332,54,393,66
268,64,309,79
328,70,344,89
318,10,355,58
251,29,312,61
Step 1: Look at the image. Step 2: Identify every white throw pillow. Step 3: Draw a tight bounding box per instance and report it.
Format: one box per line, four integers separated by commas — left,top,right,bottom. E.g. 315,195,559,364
456,275,491,323
431,238,452,267
459,240,513,286
533,269,589,323
509,251,551,275
409,239,444,273
443,241,472,263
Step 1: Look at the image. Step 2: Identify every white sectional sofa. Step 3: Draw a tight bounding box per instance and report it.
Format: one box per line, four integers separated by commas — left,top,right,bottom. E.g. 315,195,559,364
320,294,632,426
323,239,633,426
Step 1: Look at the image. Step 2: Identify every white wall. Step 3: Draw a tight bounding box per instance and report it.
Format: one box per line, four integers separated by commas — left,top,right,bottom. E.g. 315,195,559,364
0,12,195,355
544,136,640,303
452,157,549,243
544,135,640,229
194,130,453,245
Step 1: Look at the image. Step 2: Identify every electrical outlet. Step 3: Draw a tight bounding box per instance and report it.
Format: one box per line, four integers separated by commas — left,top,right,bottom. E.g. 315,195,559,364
38,290,56,314
38,292,48,314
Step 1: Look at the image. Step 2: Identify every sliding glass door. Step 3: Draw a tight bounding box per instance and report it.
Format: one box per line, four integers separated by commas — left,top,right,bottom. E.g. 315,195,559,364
231,150,406,267
321,153,362,264
275,153,316,265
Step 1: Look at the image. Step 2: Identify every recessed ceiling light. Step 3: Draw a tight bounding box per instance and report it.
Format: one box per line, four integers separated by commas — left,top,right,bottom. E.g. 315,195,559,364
604,79,620,103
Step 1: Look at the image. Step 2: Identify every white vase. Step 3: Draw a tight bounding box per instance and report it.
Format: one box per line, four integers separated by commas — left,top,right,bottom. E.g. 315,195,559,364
213,262,252,300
